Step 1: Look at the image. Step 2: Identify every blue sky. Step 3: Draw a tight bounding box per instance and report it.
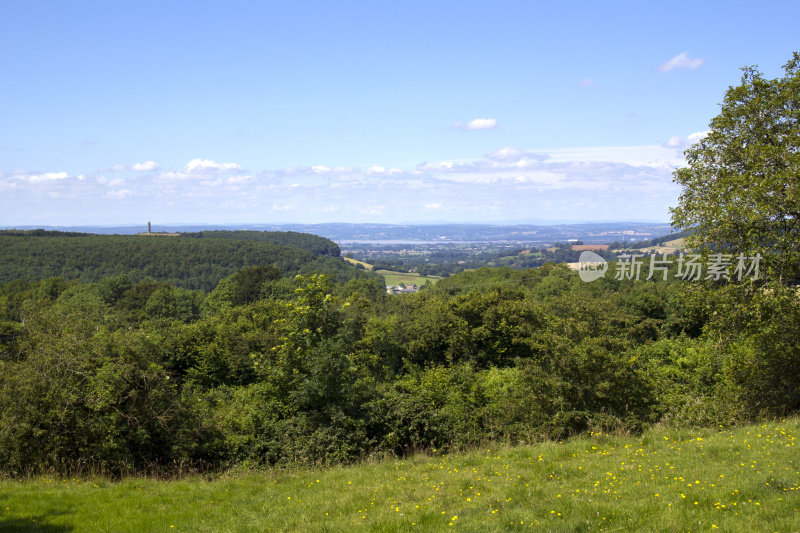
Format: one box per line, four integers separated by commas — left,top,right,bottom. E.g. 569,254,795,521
1,0,798,226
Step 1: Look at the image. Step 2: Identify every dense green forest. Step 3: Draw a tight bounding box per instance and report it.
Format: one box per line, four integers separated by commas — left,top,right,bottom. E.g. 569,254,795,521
1,258,798,474
180,230,341,257
0,230,367,291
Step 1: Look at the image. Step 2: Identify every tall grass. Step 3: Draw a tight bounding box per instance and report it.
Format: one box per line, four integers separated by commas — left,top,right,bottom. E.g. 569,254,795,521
1,418,798,531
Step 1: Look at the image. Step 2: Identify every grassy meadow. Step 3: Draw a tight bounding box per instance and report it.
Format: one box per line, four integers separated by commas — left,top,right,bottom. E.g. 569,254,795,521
1,418,798,532
342,257,375,270
343,257,442,286
376,269,442,287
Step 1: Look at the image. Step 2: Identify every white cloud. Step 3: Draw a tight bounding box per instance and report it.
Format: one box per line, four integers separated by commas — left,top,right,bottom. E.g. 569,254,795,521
218,200,249,209
1,144,685,224
659,51,704,72
16,172,70,183
543,145,683,168
105,189,132,199
360,206,385,215
465,118,498,130
662,130,712,150
132,160,159,171
454,118,499,130
486,147,523,162
687,130,710,143
409,146,683,214
158,171,184,181
226,175,252,184
185,158,242,172
485,147,548,163
418,160,456,171
579,78,595,87
275,165,356,178
157,159,246,183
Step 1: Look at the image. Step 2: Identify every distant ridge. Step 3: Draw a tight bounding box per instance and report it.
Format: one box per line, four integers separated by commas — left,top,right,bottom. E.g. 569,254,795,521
0,229,367,291
1,222,674,245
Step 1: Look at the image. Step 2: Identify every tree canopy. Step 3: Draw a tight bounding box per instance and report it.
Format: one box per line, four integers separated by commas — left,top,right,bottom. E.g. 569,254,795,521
0,230,364,290
670,52,800,283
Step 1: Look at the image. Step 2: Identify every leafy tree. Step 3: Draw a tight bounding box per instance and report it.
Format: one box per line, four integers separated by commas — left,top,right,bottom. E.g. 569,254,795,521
229,265,281,306
0,306,202,473
97,274,133,305
0,321,22,360
670,53,800,283
145,286,203,321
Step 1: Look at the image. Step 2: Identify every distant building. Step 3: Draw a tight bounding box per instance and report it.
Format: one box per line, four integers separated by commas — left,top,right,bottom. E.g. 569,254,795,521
386,285,420,295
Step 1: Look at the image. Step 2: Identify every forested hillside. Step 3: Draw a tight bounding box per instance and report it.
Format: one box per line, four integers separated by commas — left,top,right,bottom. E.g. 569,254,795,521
1,260,798,474
0,230,362,291
180,230,341,256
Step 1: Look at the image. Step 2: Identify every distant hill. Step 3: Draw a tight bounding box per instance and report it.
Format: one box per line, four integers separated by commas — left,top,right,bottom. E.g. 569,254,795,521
180,230,340,256
0,230,365,291
262,222,674,244
2,222,674,245
609,228,693,251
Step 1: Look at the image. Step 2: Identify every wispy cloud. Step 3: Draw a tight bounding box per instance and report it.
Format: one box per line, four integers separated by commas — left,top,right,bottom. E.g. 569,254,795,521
15,171,72,183
1,145,687,224
367,165,401,175
659,51,704,72
662,130,711,149
453,118,499,130
132,160,159,171
687,130,710,143
485,147,548,163
105,189,132,200
185,158,242,172
157,159,247,182
579,78,595,87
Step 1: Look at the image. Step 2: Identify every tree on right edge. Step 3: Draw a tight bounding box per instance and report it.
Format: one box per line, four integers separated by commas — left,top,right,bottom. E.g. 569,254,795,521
670,52,800,284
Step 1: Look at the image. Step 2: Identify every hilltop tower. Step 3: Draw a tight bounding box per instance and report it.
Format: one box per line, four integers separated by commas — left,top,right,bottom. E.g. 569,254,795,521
148,221,151,233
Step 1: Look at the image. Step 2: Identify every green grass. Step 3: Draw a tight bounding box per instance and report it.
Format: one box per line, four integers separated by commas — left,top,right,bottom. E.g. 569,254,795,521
342,257,374,270
2,418,799,531
376,270,441,287
341,257,441,286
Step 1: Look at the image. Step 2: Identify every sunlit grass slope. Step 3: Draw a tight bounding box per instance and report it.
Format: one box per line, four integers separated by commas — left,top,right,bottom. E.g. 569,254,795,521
1,418,798,532
343,256,441,286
